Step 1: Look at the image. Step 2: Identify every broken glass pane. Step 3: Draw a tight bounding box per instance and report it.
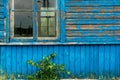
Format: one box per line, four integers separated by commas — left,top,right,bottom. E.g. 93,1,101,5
14,12,33,37
14,0,32,9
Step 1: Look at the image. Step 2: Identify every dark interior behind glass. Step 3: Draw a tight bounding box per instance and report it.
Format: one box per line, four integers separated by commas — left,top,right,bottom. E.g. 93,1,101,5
13,0,57,37
14,0,33,37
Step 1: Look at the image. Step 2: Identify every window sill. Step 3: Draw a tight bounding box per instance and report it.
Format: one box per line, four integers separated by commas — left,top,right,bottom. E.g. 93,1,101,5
0,41,120,45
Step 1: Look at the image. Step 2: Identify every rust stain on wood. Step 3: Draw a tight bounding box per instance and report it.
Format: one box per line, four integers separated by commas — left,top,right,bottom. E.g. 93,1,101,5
80,25,95,29
67,25,76,29
75,7,81,12
94,16,103,19
114,7,120,11
115,31,120,34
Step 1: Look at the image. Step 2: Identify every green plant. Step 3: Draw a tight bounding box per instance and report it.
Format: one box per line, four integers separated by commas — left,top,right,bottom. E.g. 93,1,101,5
27,53,71,80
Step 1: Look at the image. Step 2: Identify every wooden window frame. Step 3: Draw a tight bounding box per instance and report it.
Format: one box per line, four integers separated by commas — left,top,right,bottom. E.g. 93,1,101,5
9,0,60,42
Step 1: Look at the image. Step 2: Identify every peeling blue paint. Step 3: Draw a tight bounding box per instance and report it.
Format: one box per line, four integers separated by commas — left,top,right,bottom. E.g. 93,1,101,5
0,0,120,79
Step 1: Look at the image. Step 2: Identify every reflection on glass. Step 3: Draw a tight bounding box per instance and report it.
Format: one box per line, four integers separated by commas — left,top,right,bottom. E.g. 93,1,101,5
49,18,56,36
42,0,56,7
37,0,56,10
37,0,57,37
14,12,33,37
38,11,56,37
14,0,32,9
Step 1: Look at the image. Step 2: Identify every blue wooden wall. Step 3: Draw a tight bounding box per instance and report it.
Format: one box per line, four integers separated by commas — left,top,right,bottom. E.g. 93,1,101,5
1,0,120,43
65,0,120,43
0,0,4,42
0,45,120,78
0,0,120,79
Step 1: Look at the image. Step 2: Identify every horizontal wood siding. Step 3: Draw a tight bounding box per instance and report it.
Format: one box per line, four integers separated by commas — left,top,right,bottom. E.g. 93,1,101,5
0,0,4,42
0,45,120,78
65,1,120,43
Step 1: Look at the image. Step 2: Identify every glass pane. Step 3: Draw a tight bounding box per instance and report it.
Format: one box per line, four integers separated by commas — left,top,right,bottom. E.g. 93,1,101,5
14,0,32,9
41,18,47,27
14,12,33,37
49,18,56,36
38,18,48,37
38,17,56,37
37,0,56,9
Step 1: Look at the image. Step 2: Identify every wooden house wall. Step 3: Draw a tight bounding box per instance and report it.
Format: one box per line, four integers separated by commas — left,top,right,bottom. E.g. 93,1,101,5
0,0,4,42
0,45,120,78
65,0,120,43
0,0,120,79
1,0,120,44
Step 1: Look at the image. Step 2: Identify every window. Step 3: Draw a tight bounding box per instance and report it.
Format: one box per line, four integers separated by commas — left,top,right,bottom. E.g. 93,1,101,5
10,0,59,41
36,0,57,37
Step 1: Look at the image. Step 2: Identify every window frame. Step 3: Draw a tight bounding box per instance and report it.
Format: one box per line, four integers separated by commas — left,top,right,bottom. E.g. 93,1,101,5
9,0,60,42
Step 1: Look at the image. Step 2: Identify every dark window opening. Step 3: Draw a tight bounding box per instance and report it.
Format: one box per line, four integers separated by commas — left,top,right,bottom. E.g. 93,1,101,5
14,12,33,37
14,0,33,37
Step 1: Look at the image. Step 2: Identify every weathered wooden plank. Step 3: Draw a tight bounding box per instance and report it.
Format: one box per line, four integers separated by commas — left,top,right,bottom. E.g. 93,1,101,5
11,46,17,76
16,46,22,78
37,46,43,62
53,46,59,64
0,24,4,31
66,36,120,42
66,13,120,19
66,19,120,25
0,13,4,19
74,46,80,77
89,46,94,76
99,45,104,77
59,46,64,78
85,46,90,77
6,46,11,75
63,46,69,78
66,7,120,13
42,46,48,59
110,45,116,78
0,19,4,25
104,45,110,79
66,30,120,37
80,46,85,78
0,7,4,13
115,45,120,77
48,46,54,62
94,45,99,78
66,25,120,30
32,46,38,72
27,46,33,74
66,1,120,7
1,46,6,71
0,31,4,38
69,46,75,77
